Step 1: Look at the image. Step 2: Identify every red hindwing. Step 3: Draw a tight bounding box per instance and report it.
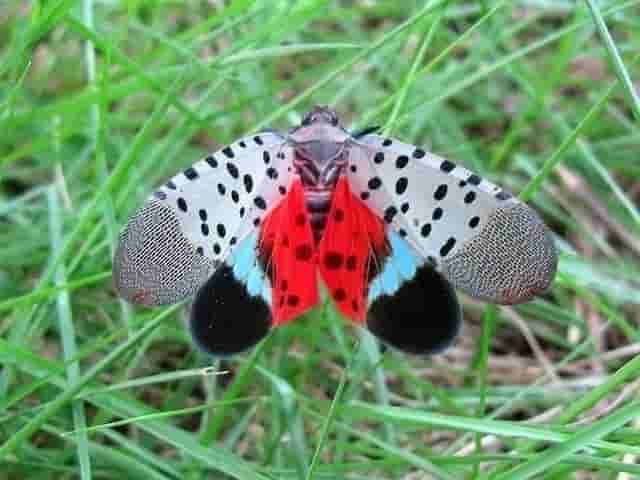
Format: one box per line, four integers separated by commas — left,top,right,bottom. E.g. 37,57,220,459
318,177,388,323
258,179,318,325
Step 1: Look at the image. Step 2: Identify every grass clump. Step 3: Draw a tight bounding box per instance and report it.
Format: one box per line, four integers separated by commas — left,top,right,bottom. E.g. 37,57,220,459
1,1,639,479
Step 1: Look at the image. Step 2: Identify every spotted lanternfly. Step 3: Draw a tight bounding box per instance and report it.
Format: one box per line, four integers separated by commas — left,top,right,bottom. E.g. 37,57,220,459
114,106,557,356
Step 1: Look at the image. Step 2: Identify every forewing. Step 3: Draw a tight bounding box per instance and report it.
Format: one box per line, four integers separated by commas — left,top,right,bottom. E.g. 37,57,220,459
347,135,557,305
114,132,293,306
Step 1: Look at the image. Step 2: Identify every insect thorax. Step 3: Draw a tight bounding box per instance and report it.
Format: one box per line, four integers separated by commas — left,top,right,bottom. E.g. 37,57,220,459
293,140,349,243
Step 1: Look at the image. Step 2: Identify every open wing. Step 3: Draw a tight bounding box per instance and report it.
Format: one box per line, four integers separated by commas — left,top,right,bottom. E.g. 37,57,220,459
346,134,557,305
113,132,293,306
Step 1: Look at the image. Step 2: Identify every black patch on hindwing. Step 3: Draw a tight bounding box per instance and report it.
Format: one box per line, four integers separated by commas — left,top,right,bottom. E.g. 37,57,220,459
367,265,461,355
190,265,271,356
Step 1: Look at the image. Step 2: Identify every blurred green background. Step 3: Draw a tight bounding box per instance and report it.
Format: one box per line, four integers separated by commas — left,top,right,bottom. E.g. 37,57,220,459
1,1,640,479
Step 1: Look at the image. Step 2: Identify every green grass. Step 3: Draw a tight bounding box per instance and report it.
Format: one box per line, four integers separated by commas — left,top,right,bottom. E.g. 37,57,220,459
1,1,640,479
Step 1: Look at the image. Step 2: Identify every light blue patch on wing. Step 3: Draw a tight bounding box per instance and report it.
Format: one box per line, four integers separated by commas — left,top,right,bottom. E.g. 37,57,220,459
380,260,401,295
232,232,258,282
368,230,422,303
389,231,419,281
368,277,383,302
228,232,271,305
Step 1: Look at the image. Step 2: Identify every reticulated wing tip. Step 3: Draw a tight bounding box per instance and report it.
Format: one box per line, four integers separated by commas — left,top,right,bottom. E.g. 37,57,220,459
442,203,557,305
113,200,215,306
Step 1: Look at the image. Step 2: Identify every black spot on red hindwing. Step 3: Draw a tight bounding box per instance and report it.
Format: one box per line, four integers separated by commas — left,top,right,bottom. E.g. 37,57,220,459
346,255,357,271
334,209,344,222
295,244,312,261
333,288,346,302
295,213,306,226
287,295,300,307
324,252,344,270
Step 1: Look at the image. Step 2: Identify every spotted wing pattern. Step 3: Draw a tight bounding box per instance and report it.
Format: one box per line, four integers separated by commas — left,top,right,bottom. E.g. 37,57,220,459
347,134,557,305
114,132,293,306
257,178,319,325
317,177,388,323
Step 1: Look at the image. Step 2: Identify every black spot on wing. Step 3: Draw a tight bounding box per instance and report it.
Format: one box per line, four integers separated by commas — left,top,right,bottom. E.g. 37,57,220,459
222,147,234,158
368,177,382,190
440,160,455,172
184,167,198,180
468,174,482,186
367,265,461,355
205,156,218,168
226,162,239,179
190,264,271,356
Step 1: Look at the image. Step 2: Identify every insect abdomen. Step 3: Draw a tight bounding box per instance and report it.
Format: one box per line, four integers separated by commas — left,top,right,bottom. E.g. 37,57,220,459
304,188,334,243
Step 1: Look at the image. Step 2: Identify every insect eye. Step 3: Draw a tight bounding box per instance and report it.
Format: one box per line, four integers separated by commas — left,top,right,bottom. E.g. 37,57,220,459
301,114,312,126
330,115,338,126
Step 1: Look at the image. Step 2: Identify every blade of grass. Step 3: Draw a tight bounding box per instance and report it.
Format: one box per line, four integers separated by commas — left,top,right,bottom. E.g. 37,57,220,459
48,187,91,479
0,305,177,458
492,401,640,480
584,0,640,122
519,79,617,202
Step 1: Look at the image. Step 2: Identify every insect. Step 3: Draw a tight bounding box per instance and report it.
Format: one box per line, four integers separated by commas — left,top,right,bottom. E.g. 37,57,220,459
114,106,557,356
